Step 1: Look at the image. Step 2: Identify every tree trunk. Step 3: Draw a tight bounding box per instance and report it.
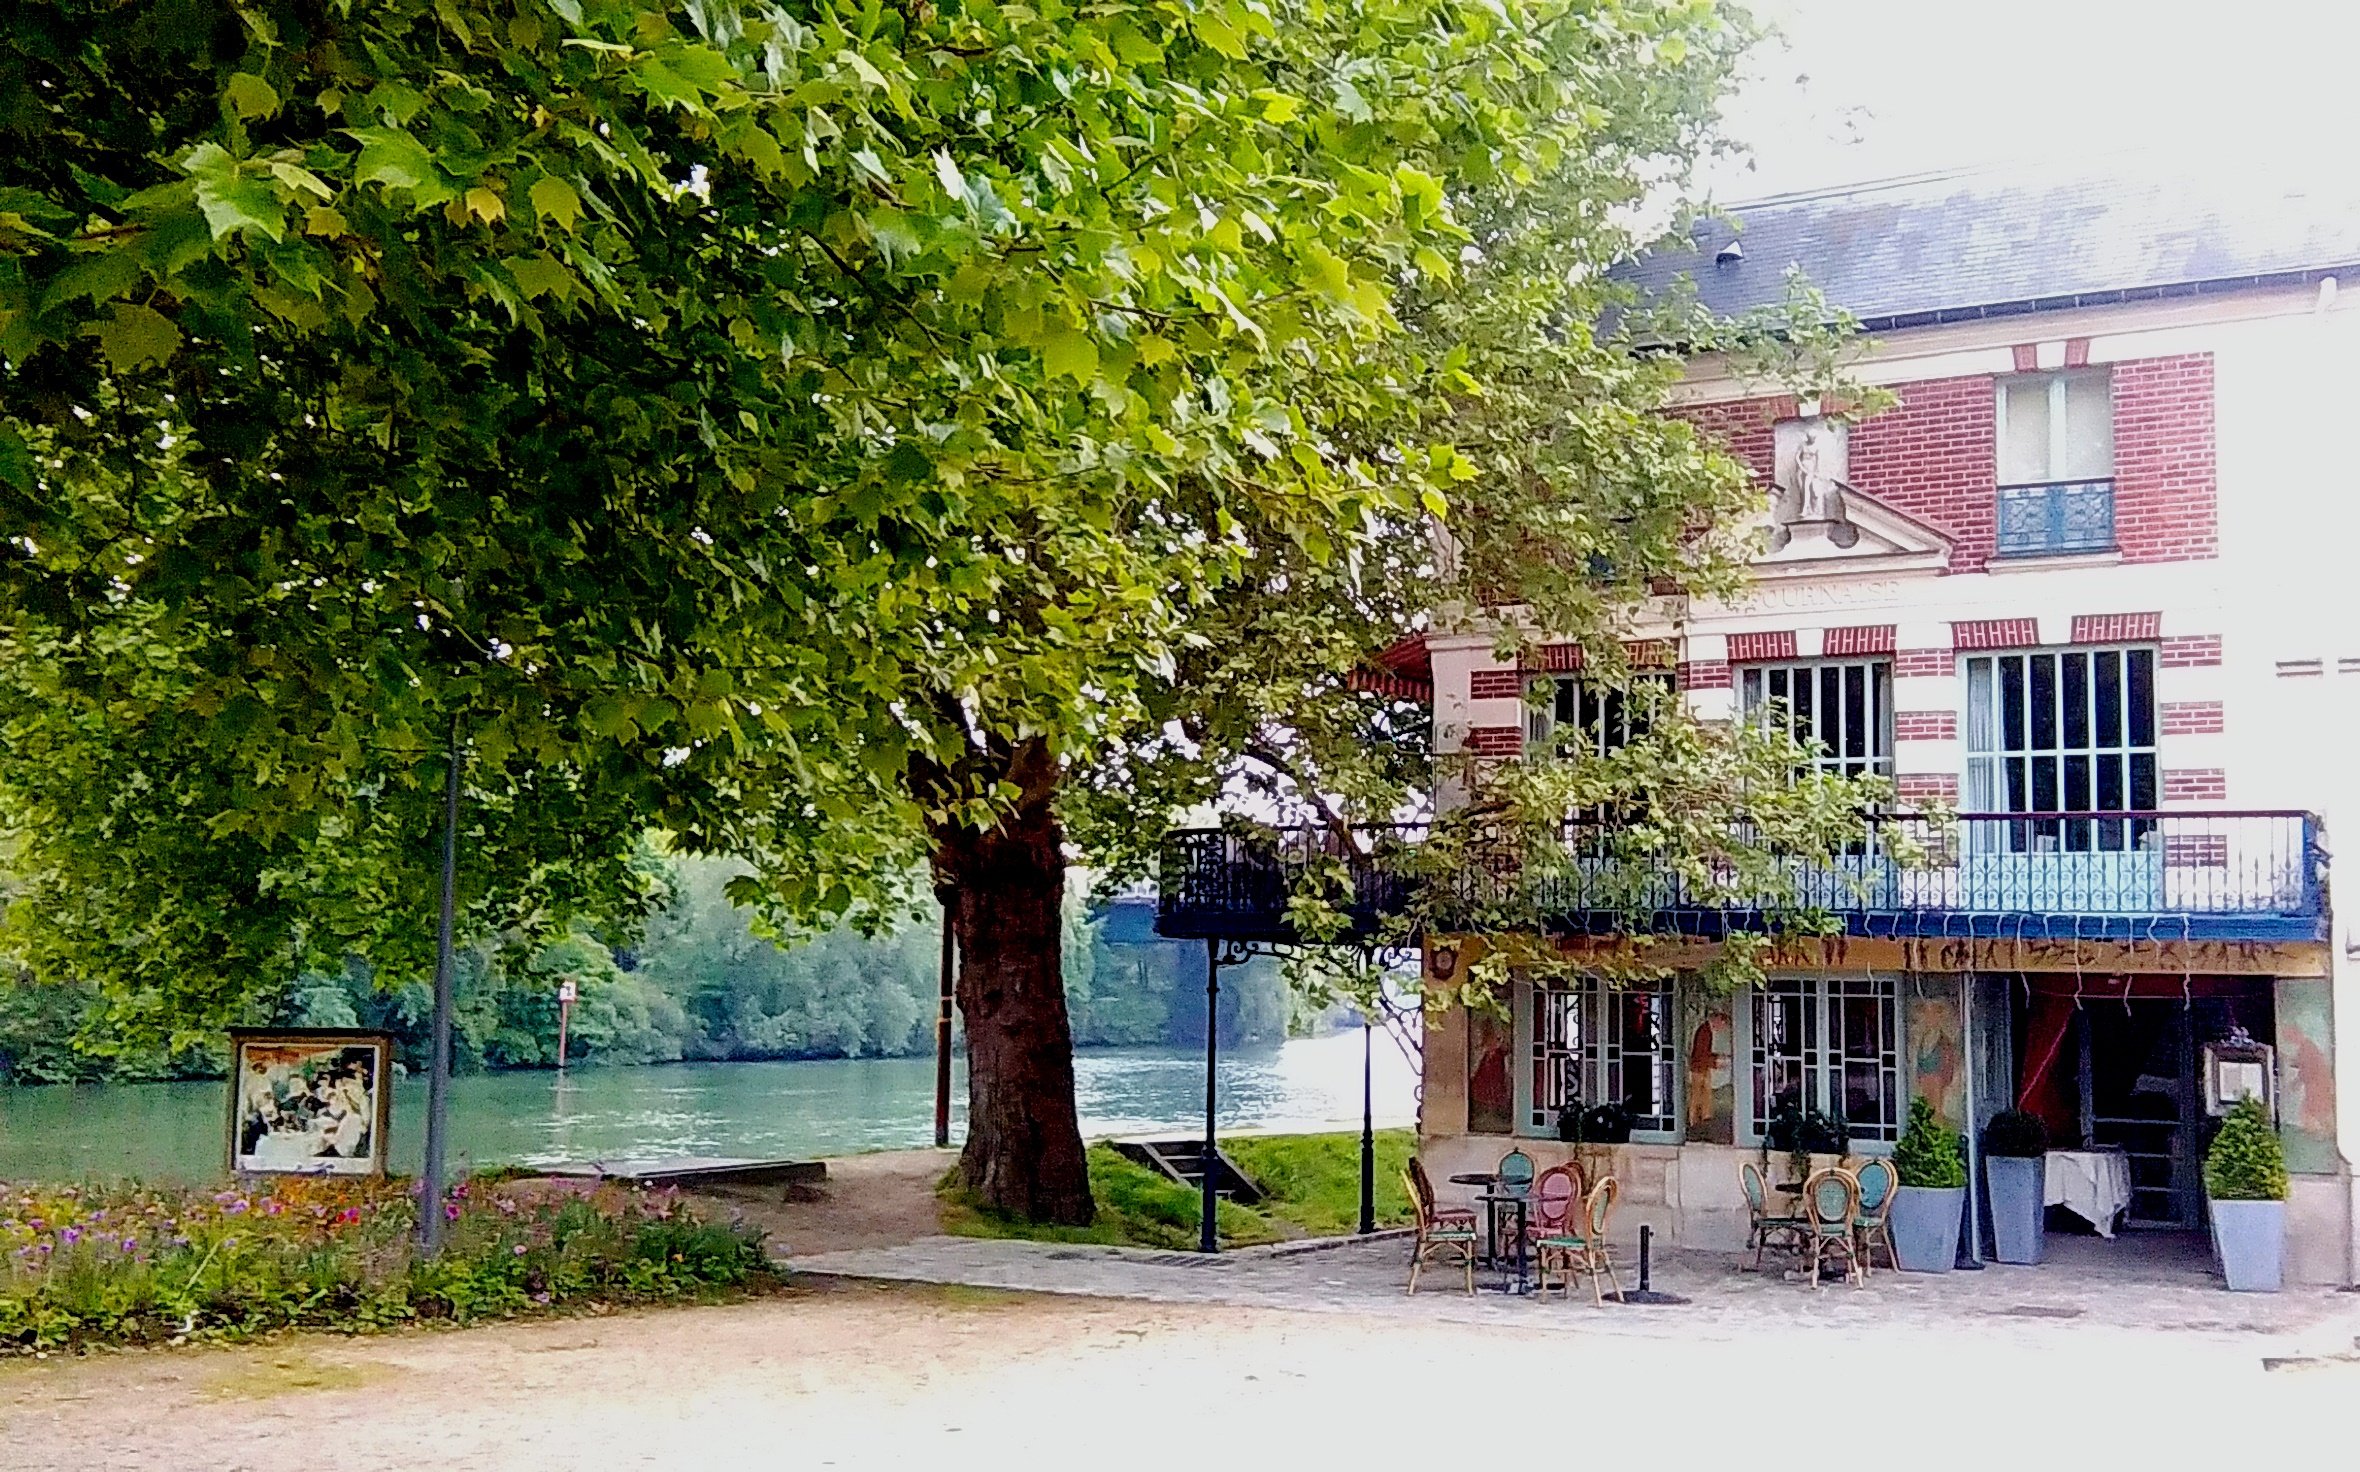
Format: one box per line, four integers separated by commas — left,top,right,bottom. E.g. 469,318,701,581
932,746,1094,1225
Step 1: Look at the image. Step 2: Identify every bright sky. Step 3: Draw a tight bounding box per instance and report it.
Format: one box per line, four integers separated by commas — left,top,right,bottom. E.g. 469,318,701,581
1704,0,2360,200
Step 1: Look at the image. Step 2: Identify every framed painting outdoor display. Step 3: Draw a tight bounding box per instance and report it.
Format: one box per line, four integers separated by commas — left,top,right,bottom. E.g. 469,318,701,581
226,1029,395,1177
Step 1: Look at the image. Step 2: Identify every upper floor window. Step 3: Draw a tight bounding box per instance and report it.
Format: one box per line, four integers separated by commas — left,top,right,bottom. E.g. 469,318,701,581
1739,659,1892,779
1997,371,2116,557
1997,370,2113,484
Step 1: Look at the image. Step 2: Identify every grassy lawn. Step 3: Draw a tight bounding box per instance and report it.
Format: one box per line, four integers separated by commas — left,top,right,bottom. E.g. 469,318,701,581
940,1129,1416,1251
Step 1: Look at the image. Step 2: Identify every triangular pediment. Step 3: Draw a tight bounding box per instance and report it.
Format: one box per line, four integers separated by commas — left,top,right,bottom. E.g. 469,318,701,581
1750,486,1954,577
1748,413,1954,579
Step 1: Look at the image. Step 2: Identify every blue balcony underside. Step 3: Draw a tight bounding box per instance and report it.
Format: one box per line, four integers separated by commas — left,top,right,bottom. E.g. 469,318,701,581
1153,812,2328,949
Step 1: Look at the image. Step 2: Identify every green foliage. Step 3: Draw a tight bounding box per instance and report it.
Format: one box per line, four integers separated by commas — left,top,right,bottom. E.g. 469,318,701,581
1982,1109,2051,1160
0,1176,772,1352
1892,1096,1967,1190
940,1130,1415,1248
2203,1097,2288,1202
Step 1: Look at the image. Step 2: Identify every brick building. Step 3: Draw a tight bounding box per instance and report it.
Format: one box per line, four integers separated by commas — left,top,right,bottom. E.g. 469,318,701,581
1163,162,2360,1282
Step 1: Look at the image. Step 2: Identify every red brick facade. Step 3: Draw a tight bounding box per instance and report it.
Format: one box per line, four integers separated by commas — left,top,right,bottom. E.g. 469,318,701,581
1469,669,1525,701
1823,624,1897,657
1953,617,2041,651
1679,659,1733,690
1675,355,2217,573
1464,725,1523,758
1895,648,1954,678
1725,630,1798,664
1844,375,2001,569
2110,355,2219,563
1896,774,1960,805
1894,711,1959,742
2072,611,2162,644
2160,634,2223,668
2161,701,2225,736
2162,768,2228,803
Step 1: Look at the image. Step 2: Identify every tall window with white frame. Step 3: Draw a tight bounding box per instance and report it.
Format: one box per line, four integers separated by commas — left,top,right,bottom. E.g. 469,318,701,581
1995,369,2116,557
1749,975,1900,1144
1527,978,1678,1137
1738,659,1893,779
1963,646,2157,851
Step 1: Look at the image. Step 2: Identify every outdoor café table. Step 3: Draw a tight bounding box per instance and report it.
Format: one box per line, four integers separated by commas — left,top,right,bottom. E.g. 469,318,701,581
1448,1172,1504,1259
1474,1190,1532,1295
2046,1148,2135,1238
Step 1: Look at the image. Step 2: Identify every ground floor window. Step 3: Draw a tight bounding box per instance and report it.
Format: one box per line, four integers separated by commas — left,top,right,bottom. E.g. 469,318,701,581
1749,976,1900,1143
1526,979,1677,1136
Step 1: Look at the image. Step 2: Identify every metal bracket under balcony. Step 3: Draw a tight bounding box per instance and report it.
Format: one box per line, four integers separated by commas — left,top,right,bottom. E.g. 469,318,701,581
1153,812,2326,946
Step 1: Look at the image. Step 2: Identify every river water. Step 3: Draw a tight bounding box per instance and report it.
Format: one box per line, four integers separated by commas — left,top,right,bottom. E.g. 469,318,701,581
0,1031,1422,1183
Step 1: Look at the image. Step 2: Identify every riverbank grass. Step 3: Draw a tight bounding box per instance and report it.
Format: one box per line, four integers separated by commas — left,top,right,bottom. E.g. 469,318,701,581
939,1130,1416,1250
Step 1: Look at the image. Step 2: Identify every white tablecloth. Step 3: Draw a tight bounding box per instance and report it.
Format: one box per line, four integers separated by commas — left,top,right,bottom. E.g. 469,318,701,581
2045,1150,2134,1237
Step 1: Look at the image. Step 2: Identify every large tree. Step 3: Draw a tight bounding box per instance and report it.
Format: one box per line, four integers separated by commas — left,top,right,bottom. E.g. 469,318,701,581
2,0,1831,1225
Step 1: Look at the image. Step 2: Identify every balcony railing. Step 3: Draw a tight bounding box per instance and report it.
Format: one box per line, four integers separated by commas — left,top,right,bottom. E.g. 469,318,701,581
1996,478,2116,557
1155,811,2325,944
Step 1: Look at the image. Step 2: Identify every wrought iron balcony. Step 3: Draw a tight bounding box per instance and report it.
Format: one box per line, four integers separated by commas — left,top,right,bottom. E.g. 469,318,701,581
1155,811,2325,945
1996,478,2115,557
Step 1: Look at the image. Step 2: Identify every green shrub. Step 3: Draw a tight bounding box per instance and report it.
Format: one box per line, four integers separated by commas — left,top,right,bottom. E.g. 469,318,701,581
2203,1097,2288,1202
1892,1097,1966,1189
1982,1109,2050,1159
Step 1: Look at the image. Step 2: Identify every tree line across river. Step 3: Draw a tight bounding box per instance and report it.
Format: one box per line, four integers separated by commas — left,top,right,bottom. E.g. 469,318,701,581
0,856,1301,1086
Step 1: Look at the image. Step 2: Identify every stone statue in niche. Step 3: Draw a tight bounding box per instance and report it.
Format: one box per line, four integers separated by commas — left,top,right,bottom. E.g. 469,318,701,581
1768,414,1861,553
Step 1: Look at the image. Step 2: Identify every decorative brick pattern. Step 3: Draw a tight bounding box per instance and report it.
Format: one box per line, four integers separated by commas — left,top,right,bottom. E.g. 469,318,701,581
2160,634,2223,668
1469,669,1525,702
2072,612,2162,644
2164,835,2230,868
2161,701,2225,736
1895,648,1955,679
1896,774,1960,806
1822,624,1897,657
1530,643,1584,673
1894,711,1959,742
1726,630,1798,664
2162,768,2227,803
2064,338,2091,368
1464,725,1524,758
1952,617,2041,651
1679,659,1733,691
2111,354,2218,564
2011,344,2039,373
1626,639,1679,670
1844,375,1997,569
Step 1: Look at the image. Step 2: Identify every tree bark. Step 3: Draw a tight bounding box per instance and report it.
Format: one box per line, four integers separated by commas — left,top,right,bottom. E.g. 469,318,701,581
930,740,1094,1225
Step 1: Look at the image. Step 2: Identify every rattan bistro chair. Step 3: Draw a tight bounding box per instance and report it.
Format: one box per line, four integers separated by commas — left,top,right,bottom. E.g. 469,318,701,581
1525,1162,1585,1248
1403,1165,1477,1295
1407,1156,1476,1229
1536,1177,1624,1306
1851,1158,1898,1277
1799,1167,1864,1290
1740,1160,1806,1271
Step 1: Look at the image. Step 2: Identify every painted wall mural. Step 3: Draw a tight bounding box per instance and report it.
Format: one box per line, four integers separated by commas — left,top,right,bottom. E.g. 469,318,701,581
2274,978,2338,1175
1906,986,1966,1126
1684,1003,1734,1145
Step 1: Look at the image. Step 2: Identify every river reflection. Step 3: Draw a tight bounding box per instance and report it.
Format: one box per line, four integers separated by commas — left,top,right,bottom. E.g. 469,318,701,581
0,1030,1420,1183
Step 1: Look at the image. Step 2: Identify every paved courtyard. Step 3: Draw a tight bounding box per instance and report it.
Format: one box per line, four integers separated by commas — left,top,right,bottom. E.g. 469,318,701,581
794,1228,2360,1354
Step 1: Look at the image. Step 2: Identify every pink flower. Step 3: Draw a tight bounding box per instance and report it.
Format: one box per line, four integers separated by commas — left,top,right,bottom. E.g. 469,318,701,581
512,1243,527,1256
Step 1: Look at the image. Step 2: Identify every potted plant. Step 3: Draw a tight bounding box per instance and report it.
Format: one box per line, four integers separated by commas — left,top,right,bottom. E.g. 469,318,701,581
2204,1096,2287,1292
1982,1109,2050,1265
1555,1102,1583,1143
1888,1097,1968,1272
1580,1102,1634,1145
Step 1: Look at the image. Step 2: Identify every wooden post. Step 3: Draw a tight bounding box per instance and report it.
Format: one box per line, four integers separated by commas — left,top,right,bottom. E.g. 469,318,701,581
934,902,955,1149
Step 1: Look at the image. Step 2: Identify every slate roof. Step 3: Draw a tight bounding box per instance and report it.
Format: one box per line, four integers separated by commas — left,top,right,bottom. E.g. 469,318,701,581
1618,157,2360,331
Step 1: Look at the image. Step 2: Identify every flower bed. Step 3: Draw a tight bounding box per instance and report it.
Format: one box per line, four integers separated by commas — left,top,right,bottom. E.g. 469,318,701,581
0,1176,774,1352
